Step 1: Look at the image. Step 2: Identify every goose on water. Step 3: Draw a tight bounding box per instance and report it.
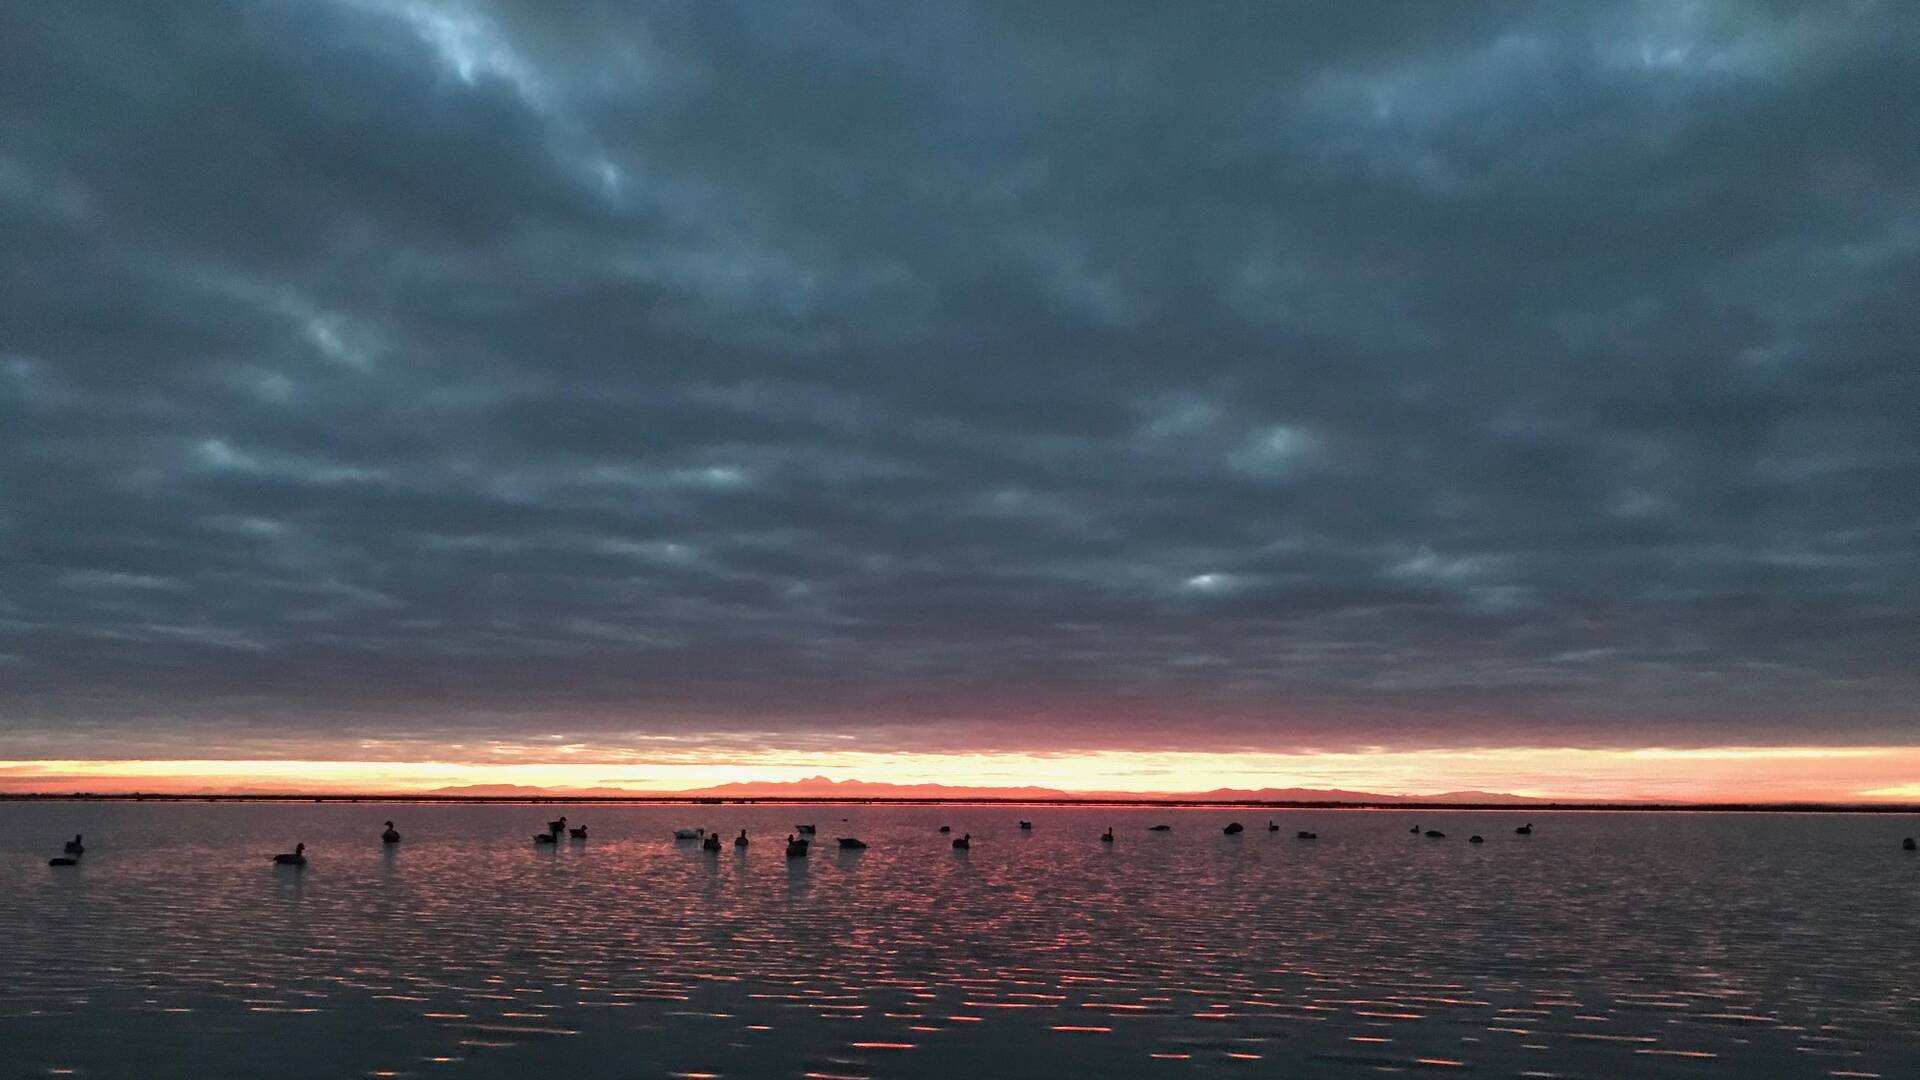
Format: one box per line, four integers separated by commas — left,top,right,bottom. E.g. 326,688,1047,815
1100,827,1114,842
1905,837,1916,851
1148,824,1171,831
49,856,79,867
381,822,400,844
273,843,307,866
63,834,84,855
673,827,705,840
1515,823,1533,835
702,832,722,852
569,825,588,839
547,816,567,837
1410,825,1421,834
838,837,868,850
1019,821,1032,830
1223,822,1244,835
952,833,971,850
1297,831,1318,840
533,832,557,844
1268,821,1279,832
1469,835,1485,844
786,835,810,857
938,825,952,833
1424,830,1446,839
735,829,749,848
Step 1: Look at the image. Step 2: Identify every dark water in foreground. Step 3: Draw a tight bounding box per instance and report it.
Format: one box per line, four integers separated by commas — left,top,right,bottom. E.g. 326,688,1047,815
0,803,1915,1079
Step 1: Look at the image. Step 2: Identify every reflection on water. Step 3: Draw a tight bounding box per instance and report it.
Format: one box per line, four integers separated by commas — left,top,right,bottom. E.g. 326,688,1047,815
0,804,1915,1079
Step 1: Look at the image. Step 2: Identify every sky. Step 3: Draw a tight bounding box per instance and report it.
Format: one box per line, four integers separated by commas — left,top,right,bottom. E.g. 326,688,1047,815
2,2,1918,799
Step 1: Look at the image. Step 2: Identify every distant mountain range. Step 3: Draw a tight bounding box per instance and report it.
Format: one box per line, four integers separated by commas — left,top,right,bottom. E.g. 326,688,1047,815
425,774,1553,804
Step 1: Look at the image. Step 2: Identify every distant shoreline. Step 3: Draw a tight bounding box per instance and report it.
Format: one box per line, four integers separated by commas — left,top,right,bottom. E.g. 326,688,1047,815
1,793,1915,813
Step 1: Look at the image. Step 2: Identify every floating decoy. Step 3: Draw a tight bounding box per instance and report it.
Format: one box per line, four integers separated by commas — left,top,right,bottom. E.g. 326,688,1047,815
381,821,400,844
1469,835,1484,844
1904,837,1916,851
1148,824,1171,831
735,829,749,848
272,843,307,866
938,825,952,833
1268,820,1279,832
1223,822,1244,835
796,824,817,834
786,834,810,857
838,837,868,850
1297,831,1318,840
952,833,971,850
49,856,79,867
1424,830,1446,839
569,825,588,839
702,832,722,852
1515,823,1533,835
1019,821,1032,830
673,827,705,840
1100,828,1114,842
63,834,84,855
533,832,557,845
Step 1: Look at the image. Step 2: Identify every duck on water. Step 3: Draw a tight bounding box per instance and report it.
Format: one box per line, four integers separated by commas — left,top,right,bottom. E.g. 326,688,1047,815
952,833,971,850
786,835,810,857
702,832,722,852
1223,822,1244,835
381,821,401,844
273,843,307,866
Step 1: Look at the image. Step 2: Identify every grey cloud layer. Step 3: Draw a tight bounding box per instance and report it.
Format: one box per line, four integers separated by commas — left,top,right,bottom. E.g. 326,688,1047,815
3,1,1918,757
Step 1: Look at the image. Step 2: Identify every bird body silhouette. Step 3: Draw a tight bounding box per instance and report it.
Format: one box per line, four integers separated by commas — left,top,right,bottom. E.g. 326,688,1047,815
838,837,868,850
381,822,400,844
568,825,588,839
1515,823,1533,835
1100,828,1114,842
786,835,810,857
63,835,84,855
735,830,749,848
272,843,307,866
1223,822,1244,835
952,834,971,850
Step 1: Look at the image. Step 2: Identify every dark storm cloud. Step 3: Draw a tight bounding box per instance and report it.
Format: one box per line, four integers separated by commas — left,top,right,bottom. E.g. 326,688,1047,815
4,1,1919,758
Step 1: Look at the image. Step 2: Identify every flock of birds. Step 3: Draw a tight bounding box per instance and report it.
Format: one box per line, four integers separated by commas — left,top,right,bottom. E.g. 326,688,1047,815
39,821,1920,868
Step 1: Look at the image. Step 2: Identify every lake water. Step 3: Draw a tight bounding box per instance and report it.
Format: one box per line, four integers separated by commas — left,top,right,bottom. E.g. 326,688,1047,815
0,802,1914,1079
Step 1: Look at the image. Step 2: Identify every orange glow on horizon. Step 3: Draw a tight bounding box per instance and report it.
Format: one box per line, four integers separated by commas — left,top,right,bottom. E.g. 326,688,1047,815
1,745,1917,802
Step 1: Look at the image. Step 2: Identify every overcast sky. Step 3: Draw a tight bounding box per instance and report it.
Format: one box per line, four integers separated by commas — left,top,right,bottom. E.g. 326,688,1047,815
3,1,1918,763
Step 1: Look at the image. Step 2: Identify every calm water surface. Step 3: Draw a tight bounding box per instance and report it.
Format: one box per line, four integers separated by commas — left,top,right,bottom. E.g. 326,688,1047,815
0,803,1915,1079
